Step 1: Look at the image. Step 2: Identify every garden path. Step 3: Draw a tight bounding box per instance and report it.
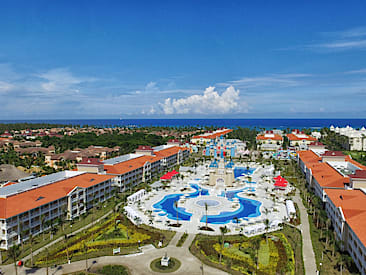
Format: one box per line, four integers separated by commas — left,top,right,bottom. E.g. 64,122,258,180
293,189,317,274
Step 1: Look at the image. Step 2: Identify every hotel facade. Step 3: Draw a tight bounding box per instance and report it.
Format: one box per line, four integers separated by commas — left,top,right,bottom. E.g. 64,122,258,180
297,148,366,274
0,144,189,250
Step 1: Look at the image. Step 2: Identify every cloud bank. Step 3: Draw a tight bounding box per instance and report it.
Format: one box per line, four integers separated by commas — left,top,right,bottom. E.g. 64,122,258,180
158,86,243,115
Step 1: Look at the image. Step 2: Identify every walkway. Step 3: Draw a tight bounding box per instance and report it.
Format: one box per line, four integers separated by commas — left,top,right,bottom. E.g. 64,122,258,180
2,233,228,275
293,189,317,274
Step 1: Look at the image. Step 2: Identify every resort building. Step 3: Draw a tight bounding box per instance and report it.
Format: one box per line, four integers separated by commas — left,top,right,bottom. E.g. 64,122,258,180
287,129,317,150
324,189,366,275
0,171,116,250
202,136,246,158
256,130,283,151
297,148,366,274
330,125,366,151
190,128,233,145
78,145,190,192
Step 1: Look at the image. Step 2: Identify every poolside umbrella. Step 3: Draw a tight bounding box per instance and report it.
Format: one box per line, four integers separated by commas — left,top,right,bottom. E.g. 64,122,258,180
273,175,282,180
171,170,179,175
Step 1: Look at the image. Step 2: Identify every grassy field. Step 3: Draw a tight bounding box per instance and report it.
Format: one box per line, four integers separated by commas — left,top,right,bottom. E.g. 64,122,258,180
190,226,301,275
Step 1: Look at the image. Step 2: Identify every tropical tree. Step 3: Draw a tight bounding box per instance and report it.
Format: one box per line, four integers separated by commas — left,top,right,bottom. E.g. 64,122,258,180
29,233,34,267
40,214,46,241
204,202,208,228
64,234,70,264
8,244,20,275
174,201,179,225
84,243,88,272
219,226,228,263
264,218,270,244
233,217,240,229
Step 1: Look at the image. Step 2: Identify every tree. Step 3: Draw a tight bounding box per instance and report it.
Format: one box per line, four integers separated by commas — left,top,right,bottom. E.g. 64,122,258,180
219,226,228,263
8,244,20,275
84,243,88,272
64,234,70,264
204,202,208,228
174,200,179,225
264,219,270,244
40,214,46,241
29,233,34,267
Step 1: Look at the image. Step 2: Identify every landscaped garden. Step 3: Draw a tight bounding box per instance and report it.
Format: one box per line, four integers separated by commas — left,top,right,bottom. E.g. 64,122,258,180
190,225,303,275
30,213,175,267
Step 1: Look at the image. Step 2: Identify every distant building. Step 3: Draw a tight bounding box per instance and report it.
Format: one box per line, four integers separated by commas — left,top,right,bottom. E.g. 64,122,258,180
256,130,283,151
286,129,317,150
330,125,366,151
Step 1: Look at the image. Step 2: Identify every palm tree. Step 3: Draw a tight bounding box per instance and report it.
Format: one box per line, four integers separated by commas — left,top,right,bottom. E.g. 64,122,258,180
264,219,270,244
84,243,88,272
233,217,240,229
204,202,208,228
29,233,34,267
219,226,228,263
64,234,70,264
45,247,49,275
40,214,46,241
8,244,20,275
174,201,179,225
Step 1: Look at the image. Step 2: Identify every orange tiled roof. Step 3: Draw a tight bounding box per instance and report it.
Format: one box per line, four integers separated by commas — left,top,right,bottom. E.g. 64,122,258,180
192,129,232,139
104,146,188,175
256,134,283,141
287,133,317,141
325,189,366,247
297,150,321,165
345,155,366,170
0,173,115,219
104,155,161,174
310,162,347,188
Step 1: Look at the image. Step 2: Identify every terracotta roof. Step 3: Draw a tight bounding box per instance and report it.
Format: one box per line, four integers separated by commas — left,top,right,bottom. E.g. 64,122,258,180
321,151,344,157
309,141,324,146
325,189,366,247
297,150,321,165
256,134,283,141
345,156,366,170
104,155,162,174
104,146,187,175
310,162,347,188
349,170,366,179
192,129,232,139
0,173,115,219
287,133,317,141
78,158,103,165
136,145,153,151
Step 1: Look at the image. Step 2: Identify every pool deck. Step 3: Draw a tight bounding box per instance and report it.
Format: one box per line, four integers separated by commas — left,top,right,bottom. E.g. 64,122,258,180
130,162,291,236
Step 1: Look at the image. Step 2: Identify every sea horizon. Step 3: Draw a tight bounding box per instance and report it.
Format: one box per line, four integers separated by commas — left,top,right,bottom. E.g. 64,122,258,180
1,118,366,129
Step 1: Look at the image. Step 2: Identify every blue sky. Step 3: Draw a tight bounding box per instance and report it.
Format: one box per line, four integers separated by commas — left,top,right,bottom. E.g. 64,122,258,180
0,0,366,119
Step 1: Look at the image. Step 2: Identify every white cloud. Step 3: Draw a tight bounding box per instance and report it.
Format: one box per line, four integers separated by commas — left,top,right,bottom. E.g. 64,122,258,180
38,68,96,93
312,40,366,50
158,86,244,115
220,73,310,89
0,81,13,93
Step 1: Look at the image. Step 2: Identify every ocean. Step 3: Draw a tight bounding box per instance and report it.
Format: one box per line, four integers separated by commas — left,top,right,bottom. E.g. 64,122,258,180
1,118,366,129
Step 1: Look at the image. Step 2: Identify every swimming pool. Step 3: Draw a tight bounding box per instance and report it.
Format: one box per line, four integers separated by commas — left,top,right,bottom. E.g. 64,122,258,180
201,195,261,224
234,167,256,178
153,183,209,221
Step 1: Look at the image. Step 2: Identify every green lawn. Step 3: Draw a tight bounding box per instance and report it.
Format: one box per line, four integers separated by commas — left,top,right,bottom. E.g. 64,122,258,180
258,240,270,266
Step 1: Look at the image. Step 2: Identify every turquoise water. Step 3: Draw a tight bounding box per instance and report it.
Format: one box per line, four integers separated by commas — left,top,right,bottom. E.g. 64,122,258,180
234,167,256,178
203,188,261,224
154,184,261,224
153,183,209,221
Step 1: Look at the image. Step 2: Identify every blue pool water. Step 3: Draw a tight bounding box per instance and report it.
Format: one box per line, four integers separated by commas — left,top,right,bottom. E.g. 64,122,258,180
153,184,209,221
234,167,256,178
202,189,261,224
154,183,261,224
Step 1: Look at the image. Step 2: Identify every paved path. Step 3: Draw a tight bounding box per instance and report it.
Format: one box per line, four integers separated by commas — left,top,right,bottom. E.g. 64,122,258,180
2,237,228,275
169,231,183,247
293,189,317,275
